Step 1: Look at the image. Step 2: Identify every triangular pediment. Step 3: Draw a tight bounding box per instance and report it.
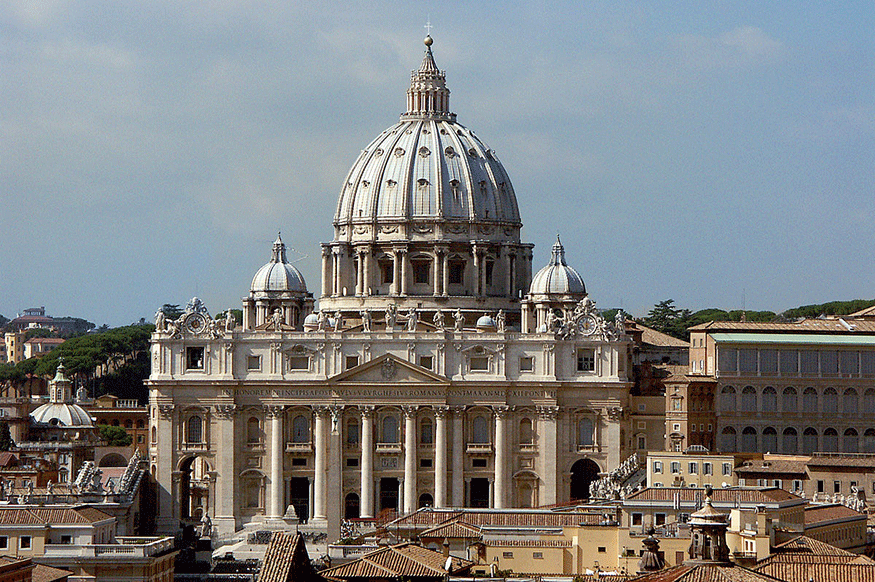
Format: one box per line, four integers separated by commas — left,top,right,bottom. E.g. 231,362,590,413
329,353,449,384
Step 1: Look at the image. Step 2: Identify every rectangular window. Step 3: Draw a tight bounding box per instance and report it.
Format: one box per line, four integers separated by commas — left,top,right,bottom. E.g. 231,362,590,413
470,357,489,371
722,463,732,476
841,351,859,375
632,513,643,526
412,261,430,284
577,349,596,372
760,349,777,374
533,552,543,559
380,261,394,284
817,480,824,493
834,481,841,494
472,458,487,468
689,462,698,474
291,457,307,467
0,537,7,550
671,461,681,474
345,355,359,370
704,463,713,475
780,350,799,374
653,461,663,474
448,260,465,285
718,348,737,373
638,436,646,450
186,347,205,370
247,355,261,371
598,546,606,553
420,458,433,468
673,423,681,432
502,552,514,559
655,513,666,526
792,480,802,492
485,261,495,286
288,356,309,370
19,536,31,550
821,351,838,375
739,349,757,373
419,355,433,370
345,458,359,467
800,350,819,374
519,356,534,372
60,535,72,544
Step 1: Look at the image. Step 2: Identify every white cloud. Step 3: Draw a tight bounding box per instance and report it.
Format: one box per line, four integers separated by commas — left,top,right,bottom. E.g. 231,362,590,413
671,26,786,70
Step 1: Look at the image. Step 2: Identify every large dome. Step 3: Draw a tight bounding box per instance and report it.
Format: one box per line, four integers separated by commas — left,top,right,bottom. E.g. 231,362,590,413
333,36,521,238
251,234,307,294
529,236,586,296
31,402,93,427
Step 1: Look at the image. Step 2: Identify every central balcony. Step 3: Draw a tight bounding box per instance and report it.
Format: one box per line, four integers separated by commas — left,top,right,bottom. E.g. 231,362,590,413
466,443,493,454
376,442,402,454
285,442,313,453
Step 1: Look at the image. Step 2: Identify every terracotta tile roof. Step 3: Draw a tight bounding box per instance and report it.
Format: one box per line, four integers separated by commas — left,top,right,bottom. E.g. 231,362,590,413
483,539,572,548
806,453,875,468
388,508,607,529
0,507,113,526
769,534,857,558
850,304,875,317
419,520,482,540
32,564,72,582
259,531,324,582
734,459,808,476
754,562,875,582
625,487,798,505
321,543,472,579
0,453,18,467
23,338,65,345
638,325,691,348
690,318,875,333
803,503,865,526
633,564,784,581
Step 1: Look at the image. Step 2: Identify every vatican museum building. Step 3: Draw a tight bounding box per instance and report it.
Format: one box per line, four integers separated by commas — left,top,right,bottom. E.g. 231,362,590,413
148,37,634,538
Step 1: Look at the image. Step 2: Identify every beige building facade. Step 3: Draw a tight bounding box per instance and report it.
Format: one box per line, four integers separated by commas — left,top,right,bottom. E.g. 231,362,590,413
148,37,636,539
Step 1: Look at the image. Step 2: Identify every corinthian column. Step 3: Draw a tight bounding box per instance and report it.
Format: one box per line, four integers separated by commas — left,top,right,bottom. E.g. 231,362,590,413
313,406,328,522
403,406,417,513
360,406,375,518
434,406,449,508
493,405,510,509
266,405,285,519
214,404,237,533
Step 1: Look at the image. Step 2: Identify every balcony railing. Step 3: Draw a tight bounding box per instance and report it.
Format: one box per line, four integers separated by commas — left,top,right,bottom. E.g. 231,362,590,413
376,443,402,454
519,444,537,453
182,442,209,452
285,442,313,453
43,536,175,559
466,443,493,454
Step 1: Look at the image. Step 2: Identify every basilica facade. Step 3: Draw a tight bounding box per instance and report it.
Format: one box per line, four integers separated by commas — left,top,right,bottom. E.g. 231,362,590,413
148,37,634,538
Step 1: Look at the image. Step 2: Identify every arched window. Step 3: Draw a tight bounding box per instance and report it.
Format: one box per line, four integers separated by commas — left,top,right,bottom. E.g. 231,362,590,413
187,416,202,443
519,418,533,445
124,419,133,429
292,415,309,443
472,416,489,444
418,493,434,508
823,388,838,413
720,427,736,452
420,419,433,445
843,428,858,453
137,420,145,429
741,387,756,412
741,426,757,452
247,417,260,443
344,493,360,519
763,427,778,452
802,428,818,454
843,389,858,414
578,418,594,447
782,387,797,412
803,388,818,411
864,429,875,453
382,416,399,443
782,427,798,453
823,428,839,452
720,386,736,412
762,387,777,412
865,389,875,411
346,419,359,445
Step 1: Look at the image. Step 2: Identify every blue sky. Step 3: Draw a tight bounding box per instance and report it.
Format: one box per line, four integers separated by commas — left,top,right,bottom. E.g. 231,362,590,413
2,1,873,326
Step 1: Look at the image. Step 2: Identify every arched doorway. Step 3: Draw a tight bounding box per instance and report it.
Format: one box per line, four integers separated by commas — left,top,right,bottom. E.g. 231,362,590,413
570,459,600,501
345,493,360,519
418,493,433,508
98,453,128,468
179,456,212,521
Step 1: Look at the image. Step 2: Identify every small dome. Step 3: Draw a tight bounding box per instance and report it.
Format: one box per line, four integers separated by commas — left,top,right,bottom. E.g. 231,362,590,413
251,234,307,294
303,313,319,325
529,236,586,296
30,403,93,427
476,315,496,328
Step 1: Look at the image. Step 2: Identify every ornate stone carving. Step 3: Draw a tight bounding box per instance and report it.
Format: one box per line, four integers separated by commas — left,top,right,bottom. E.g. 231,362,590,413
492,405,512,418
536,405,560,421
329,405,343,434
214,404,237,419
402,405,418,419
353,225,370,235
264,405,285,419
554,297,624,342
450,405,467,417
605,406,627,421
380,225,399,234
412,223,433,234
313,405,330,418
157,404,174,419
381,358,398,379
445,223,468,235
433,405,450,419
359,405,375,419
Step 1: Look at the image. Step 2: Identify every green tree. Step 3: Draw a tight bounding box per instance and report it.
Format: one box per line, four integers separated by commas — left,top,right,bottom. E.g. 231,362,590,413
0,421,13,451
642,299,693,340
98,425,132,447
160,304,183,320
